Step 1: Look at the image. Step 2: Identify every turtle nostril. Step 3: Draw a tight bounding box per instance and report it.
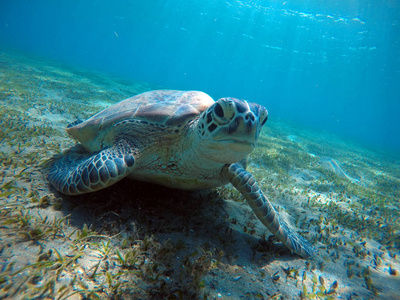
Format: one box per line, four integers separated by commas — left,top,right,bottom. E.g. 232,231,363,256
245,112,255,123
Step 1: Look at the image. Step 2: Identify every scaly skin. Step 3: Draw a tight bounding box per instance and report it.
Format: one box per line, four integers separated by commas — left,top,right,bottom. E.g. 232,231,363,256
222,163,316,258
48,140,135,195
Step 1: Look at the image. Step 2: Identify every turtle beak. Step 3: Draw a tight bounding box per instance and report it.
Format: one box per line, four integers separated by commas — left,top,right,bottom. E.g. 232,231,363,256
213,111,259,146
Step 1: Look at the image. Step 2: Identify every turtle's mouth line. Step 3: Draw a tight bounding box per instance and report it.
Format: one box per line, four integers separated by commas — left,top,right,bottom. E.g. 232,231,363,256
219,139,255,147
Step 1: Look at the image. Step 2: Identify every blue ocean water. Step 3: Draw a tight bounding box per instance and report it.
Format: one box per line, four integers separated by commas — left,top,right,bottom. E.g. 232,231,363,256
1,0,399,154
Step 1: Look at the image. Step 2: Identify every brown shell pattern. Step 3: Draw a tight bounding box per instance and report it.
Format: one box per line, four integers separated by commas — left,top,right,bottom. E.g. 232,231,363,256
67,90,215,144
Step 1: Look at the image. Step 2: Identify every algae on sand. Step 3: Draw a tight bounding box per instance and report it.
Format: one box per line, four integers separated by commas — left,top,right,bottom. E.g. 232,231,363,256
0,50,399,299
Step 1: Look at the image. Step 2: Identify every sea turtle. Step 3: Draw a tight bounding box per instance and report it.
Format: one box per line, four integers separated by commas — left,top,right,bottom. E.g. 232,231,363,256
48,90,315,258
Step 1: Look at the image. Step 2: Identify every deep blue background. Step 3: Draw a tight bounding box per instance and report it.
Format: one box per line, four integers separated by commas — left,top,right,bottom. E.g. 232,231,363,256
1,0,399,153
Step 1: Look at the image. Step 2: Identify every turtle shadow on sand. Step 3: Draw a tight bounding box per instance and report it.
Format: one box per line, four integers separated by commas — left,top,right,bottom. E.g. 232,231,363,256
54,177,296,260
51,177,299,298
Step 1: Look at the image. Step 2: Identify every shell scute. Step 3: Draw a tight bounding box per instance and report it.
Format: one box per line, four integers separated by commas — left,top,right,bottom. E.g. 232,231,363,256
66,90,214,151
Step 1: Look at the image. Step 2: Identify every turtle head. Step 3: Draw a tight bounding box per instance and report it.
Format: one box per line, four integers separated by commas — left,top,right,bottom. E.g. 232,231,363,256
196,97,268,163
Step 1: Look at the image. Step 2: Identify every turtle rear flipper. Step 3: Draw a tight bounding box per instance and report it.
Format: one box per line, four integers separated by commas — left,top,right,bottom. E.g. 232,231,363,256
223,163,316,258
48,140,136,195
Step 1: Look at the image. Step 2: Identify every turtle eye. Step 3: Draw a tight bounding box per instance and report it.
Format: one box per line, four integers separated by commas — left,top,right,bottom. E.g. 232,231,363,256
214,103,224,118
212,98,235,124
260,107,268,126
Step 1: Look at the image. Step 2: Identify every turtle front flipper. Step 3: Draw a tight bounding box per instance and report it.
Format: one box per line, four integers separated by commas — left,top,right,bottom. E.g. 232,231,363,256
222,163,316,258
48,140,136,195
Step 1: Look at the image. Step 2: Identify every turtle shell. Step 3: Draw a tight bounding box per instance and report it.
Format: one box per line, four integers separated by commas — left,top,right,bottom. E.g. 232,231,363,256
66,90,215,152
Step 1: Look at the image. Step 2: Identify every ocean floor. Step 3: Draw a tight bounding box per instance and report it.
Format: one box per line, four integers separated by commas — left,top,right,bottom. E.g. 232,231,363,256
0,50,399,299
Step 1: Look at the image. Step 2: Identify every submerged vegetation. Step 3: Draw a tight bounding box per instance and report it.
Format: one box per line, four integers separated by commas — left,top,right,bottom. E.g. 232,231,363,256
0,50,399,299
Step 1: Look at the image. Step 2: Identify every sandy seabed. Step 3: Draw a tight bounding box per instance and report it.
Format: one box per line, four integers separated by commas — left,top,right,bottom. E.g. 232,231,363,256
0,50,399,299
